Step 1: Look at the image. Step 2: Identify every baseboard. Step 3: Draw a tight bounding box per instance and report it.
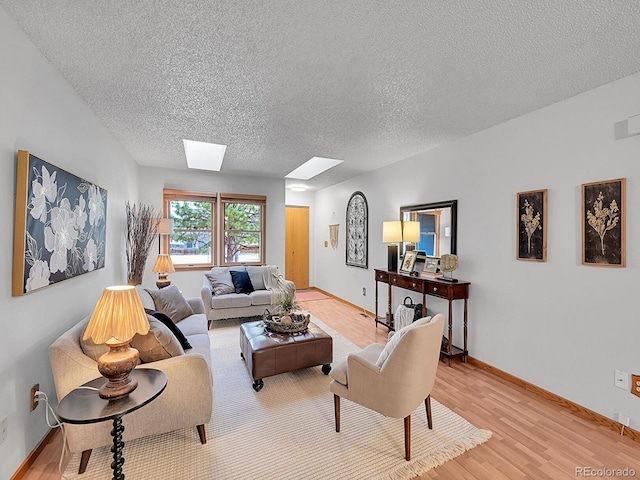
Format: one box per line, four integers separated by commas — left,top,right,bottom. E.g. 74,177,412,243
10,428,56,480
308,286,376,318
468,357,640,443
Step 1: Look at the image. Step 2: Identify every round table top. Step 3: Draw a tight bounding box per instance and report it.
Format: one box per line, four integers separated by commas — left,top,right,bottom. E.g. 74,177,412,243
57,368,167,425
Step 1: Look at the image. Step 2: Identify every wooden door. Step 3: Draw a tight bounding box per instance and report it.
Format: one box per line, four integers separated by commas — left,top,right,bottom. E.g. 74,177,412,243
285,206,309,289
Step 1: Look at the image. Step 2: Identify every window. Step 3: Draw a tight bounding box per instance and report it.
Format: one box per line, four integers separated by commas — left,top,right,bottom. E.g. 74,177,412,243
221,194,266,266
163,190,216,268
403,210,441,257
162,190,266,269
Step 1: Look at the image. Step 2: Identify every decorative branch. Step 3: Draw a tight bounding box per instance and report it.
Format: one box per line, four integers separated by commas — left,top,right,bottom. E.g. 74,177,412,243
520,199,541,254
125,202,161,285
586,192,619,255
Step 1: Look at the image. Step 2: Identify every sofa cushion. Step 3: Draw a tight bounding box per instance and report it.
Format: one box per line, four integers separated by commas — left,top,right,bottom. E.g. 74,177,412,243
245,266,266,290
145,309,192,350
230,270,254,294
211,293,252,309
146,285,194,323
250,289,272,306
130,316,185,363
175,313,208,337
205,268,235,296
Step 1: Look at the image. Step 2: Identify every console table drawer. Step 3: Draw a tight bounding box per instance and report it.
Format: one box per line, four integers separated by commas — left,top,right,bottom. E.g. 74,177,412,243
390,275,423,292
375,271,390,282
426,283,447,298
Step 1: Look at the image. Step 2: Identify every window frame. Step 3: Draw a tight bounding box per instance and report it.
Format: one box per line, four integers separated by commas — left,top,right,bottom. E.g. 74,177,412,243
220,193,266,267
161,190,267,270
162,189,217,270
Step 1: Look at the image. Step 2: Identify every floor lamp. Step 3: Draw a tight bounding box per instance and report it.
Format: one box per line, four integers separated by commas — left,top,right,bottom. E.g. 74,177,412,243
383,221,402,271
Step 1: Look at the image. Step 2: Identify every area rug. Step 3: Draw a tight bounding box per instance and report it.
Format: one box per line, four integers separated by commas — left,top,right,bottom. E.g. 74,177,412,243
63,318,491,480
296,289,331,301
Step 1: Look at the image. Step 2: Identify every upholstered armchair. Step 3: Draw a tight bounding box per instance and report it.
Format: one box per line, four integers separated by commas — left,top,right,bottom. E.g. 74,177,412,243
329,314,445,460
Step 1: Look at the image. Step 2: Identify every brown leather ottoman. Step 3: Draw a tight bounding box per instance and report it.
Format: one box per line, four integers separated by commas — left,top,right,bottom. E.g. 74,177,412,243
239,320,333,391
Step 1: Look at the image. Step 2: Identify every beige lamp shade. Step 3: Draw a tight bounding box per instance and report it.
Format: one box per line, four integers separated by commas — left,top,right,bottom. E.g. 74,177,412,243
382,221,402,243
152,254,175,274
83,285,150,346
403,221,421,243
158,218,174,235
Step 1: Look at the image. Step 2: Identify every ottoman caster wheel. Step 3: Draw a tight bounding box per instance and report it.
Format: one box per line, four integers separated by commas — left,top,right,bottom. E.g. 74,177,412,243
253,379,264,392
240,352,245,360
322,364,332,375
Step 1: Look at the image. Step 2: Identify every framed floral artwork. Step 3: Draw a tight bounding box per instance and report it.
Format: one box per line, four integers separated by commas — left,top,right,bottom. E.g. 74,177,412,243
345,191,368,268
582,178,625,267
516,189,547,262
12,150,108,296
400,250,417,274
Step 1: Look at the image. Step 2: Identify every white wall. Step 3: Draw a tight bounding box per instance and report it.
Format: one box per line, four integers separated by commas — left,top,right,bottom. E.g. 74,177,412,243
138,166,287,298
0,8,141,477
313,72,640,429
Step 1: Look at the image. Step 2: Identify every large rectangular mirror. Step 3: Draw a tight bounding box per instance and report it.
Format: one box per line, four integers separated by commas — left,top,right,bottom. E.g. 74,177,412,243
400,200,457,258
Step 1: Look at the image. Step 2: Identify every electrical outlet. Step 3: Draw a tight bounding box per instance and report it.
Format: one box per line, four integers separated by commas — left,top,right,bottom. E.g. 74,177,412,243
362,287,366,296
0,417,7,445
632,374,640,399
30,384,39,411
615,370,629,390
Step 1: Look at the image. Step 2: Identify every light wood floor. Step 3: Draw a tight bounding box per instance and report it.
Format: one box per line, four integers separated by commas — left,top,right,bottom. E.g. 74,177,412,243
20,296,640,479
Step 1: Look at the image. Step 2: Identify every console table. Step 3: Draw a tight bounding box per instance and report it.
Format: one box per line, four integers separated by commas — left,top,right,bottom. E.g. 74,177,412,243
374,269,470,365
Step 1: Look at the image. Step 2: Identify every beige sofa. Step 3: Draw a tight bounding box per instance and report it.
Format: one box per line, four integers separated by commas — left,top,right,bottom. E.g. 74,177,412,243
49,286,212,473
201,265,295,323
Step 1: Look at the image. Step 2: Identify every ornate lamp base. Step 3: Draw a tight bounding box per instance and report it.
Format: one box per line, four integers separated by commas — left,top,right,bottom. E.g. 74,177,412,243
156,274,171,289
97,344,140,400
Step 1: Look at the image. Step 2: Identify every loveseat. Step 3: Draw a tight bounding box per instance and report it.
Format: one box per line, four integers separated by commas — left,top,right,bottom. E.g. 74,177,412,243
201,265,295,323
49,285,213,474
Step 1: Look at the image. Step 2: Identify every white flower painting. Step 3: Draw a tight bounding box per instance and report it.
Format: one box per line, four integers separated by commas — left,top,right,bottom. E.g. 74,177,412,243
13,151,107,295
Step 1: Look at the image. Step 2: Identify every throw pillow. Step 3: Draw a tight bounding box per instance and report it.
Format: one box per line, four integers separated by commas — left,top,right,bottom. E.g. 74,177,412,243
245,266,265,290
375,315,433,367
230,270,254,294
130,316,185,363
205,269,235,296
146,285,194,323
145,308,192,350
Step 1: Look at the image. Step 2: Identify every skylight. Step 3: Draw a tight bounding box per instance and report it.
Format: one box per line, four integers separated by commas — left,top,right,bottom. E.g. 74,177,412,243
183,139,227,171
285,157,343,180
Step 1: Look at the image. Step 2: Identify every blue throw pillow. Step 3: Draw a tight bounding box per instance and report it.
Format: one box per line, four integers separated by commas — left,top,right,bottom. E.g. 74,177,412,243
230,270,254,294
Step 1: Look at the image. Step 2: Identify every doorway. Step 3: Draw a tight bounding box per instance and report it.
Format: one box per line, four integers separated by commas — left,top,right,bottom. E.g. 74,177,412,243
285,206,309,289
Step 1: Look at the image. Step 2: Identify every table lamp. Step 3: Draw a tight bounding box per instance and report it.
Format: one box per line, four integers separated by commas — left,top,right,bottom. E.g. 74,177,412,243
152,254,175,289
83,285,150,399
403,221,421,246
383,221,402,271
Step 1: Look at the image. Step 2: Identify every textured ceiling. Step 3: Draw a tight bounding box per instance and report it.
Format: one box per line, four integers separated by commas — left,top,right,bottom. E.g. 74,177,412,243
3,1,640,190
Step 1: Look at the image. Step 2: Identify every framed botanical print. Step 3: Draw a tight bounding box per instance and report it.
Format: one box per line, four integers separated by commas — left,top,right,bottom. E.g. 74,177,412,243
12,150,108,295
345,191,368,268
516,189,547,262
582,178,625,267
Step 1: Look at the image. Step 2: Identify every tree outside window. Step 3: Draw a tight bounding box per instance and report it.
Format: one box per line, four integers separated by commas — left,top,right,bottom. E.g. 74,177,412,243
167,199,214,266
222,200,264,265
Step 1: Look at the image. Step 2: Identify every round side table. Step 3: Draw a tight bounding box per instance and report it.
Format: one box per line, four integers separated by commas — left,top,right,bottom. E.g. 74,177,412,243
57,368,167,480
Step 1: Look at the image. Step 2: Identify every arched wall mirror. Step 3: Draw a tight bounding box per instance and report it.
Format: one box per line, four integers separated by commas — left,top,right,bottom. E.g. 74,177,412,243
399,200,457,258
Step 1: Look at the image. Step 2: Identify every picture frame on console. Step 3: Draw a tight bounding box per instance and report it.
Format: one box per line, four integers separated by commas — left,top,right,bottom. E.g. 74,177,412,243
400,250,417,274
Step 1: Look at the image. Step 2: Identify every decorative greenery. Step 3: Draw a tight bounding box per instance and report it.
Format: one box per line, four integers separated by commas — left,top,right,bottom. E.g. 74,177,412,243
276,294,299,313
586,192,619,255
125,202,161,285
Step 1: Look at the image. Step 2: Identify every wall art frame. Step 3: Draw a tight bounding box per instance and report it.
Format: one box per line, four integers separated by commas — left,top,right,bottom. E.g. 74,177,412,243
345,191,368,268
12,150,108,296
516,189,547,262
400,250,418,274
582,178,625,267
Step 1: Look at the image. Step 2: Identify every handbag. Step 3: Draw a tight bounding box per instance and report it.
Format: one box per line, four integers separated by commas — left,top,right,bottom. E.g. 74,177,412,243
403,296,424,322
